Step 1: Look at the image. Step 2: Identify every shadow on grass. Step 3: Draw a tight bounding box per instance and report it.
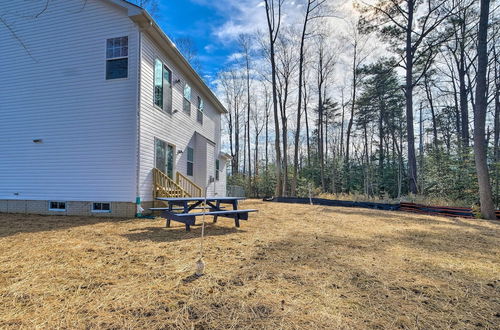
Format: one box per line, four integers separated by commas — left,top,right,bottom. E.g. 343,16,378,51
0,213,130,238
123,222,244,243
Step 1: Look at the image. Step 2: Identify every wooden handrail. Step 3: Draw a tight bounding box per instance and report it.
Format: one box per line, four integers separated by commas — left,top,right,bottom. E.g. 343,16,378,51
153,168,188,198
176,172,203,197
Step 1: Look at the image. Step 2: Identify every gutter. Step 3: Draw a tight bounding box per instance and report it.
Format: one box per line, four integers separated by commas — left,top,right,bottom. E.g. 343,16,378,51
129,10,227,115
135,27,142,210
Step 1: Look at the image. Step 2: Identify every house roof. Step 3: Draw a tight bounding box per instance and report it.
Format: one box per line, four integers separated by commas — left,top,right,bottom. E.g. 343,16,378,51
104,0,227,114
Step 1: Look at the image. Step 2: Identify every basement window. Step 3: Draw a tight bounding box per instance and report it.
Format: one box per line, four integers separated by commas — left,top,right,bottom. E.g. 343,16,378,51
106,36,128,79
92,202,111,213
49,201,66,211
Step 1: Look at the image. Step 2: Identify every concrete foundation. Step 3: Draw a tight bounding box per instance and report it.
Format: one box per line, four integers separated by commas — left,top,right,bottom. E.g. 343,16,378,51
0,200,140,218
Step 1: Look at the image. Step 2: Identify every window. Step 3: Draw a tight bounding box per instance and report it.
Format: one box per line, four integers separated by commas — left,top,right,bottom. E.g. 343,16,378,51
163,65,173,113
187,147,194,176
92,202,111,212
106,36,128,79
155,139,174,178
183,84,191,114
215,159,220,180
154,59,163,107
49,201,66,211
154,60,173,112
197,96,204,124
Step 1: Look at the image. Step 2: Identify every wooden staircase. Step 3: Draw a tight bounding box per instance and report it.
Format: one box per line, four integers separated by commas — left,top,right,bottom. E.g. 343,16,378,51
153,168,202,199
176,172,203,197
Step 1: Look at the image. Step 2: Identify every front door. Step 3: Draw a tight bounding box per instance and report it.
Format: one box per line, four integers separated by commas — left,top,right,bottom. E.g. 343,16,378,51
155,139,174,179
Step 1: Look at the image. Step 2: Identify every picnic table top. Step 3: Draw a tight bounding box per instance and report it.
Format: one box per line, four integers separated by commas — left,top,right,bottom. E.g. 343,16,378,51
155,197,246,202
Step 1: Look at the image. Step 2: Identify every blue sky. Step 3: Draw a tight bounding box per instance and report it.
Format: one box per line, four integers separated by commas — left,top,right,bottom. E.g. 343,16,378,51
151,0,261,85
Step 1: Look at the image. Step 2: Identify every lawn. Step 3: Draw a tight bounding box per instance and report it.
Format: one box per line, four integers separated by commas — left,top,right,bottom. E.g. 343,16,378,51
0,200,499,329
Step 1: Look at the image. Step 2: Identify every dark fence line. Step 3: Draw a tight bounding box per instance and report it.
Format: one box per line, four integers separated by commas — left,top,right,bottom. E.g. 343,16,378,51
264,197,486,219
265,197,400,211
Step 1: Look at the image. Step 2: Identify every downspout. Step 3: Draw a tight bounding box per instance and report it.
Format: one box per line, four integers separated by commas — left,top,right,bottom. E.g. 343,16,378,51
135,16,155,218
135,27,143,216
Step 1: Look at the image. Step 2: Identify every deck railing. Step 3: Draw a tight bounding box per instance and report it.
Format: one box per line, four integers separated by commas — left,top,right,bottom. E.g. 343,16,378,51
153,168,187,198
176,172,203,197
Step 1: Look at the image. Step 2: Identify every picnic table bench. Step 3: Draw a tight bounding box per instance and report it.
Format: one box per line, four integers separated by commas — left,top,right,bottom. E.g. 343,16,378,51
151,197,257,231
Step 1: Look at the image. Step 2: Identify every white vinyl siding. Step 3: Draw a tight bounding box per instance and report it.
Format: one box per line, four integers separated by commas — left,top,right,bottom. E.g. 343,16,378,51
138,32,222,200
214,158,227,197
0,0,138,202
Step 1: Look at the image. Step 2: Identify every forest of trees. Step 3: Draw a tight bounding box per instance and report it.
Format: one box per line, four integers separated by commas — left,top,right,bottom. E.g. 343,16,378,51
5,0,496,218
207,0,500,219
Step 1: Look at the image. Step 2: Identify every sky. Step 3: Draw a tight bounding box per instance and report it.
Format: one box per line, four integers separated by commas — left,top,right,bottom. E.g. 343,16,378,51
151,0,270,86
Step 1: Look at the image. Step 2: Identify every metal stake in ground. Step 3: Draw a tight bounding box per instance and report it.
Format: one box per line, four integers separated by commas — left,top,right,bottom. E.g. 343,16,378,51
195,178,214,276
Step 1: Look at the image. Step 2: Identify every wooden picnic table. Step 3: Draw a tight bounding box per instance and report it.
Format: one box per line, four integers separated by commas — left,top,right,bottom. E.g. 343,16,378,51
151,197,256,231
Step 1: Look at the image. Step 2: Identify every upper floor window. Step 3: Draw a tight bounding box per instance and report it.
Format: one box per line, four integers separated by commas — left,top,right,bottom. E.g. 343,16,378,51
187,147,194,176
154,59,163,107
197,96,204,124
106,36,128,79
153,59,173,112
163,65,173,113
183,84,191,114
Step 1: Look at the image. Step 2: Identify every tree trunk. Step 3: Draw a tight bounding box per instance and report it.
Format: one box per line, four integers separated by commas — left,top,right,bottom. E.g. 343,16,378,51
318,82,325,191
243,120,247,175
304,82,311,166
234,102,240,174
246,54,252,191
345,45,357,194
474,0,496,219
458,11,470,149
340,90,345,159
494,47,500,207
265,99,269,174
424,74,439,150
292,0,311,196
405,0,418,194
264,0,283,197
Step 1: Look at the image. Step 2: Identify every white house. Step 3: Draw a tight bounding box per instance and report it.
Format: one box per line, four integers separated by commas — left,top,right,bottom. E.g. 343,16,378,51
0,0,229,217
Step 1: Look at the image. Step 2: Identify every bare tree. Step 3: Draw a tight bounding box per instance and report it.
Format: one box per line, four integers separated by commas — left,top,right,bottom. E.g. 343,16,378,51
473,0,496,219
174,37,202,72
238,34,254,189
292,0,329,196
219,69,245,174
264,0,285,196
344,17,370,193
315,35,336,191
275,30,299,195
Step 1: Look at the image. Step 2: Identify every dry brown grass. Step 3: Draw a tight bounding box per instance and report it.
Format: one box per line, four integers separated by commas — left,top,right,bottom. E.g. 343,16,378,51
0,200,499,329
317,193,474,207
